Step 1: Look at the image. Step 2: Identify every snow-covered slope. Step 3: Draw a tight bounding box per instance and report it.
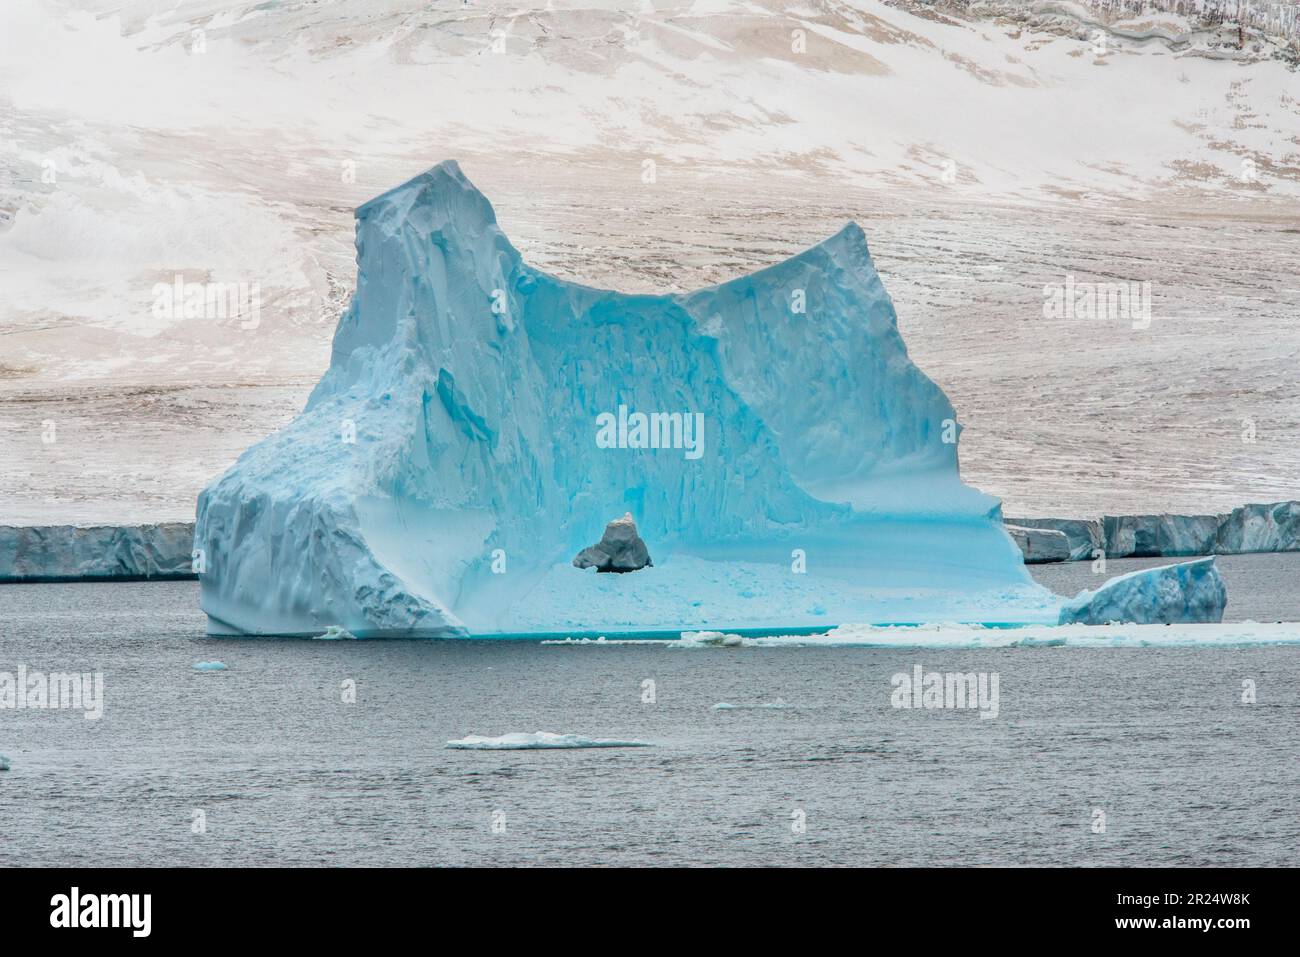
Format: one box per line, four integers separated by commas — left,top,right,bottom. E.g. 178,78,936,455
2,0,1299,525
194,161,1057,636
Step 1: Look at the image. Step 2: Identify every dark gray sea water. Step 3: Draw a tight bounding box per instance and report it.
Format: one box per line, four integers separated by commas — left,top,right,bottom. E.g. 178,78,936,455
1,554,1297,867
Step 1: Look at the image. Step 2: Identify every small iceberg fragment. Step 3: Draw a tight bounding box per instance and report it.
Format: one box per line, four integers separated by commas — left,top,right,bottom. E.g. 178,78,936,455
313,625,357,640
445,731,652,750
0,754,10,771
712,698,791,711
1058,557,1226,625
192,661,228,672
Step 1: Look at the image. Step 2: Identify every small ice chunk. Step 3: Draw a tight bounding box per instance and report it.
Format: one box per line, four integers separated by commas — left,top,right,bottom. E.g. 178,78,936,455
678,631,751,648
445,731,651,750
192,661,228,672
712,698,790,710
0,754,10,771
313,625,357,640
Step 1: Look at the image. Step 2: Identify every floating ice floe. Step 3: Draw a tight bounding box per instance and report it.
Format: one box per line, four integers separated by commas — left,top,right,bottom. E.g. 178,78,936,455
192,661,228,671
669,622,1300,649
712,698,791,710
542,620,1300,649
445,732,652,750
676,631,751,648
0,754,10,771
1058,557,1226,625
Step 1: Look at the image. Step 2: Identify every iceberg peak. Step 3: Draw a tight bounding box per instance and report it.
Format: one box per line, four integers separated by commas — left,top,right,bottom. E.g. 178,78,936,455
356,159,490,221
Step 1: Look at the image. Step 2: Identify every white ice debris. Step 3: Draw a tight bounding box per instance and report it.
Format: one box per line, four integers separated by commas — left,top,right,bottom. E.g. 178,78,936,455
680,631,751,648
445,732,652,750
662,621,1300,649
541,637,654,645
192,661,228,672
712,698,791,710
312,626,357,640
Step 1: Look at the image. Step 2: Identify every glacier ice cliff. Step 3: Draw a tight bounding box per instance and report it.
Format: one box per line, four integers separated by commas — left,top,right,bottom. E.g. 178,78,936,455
1003,517,1102,562
194,161,1064,637
1214,501,1300,554
1004,524,1071,564
1005,503,1300,562
0,523,195,582
1058,557,1227,625
1101,503,1300,558
1103,512,1220,558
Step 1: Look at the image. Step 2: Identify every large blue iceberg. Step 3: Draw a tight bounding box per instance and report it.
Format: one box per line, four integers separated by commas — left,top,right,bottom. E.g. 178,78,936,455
196,161,1065,637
